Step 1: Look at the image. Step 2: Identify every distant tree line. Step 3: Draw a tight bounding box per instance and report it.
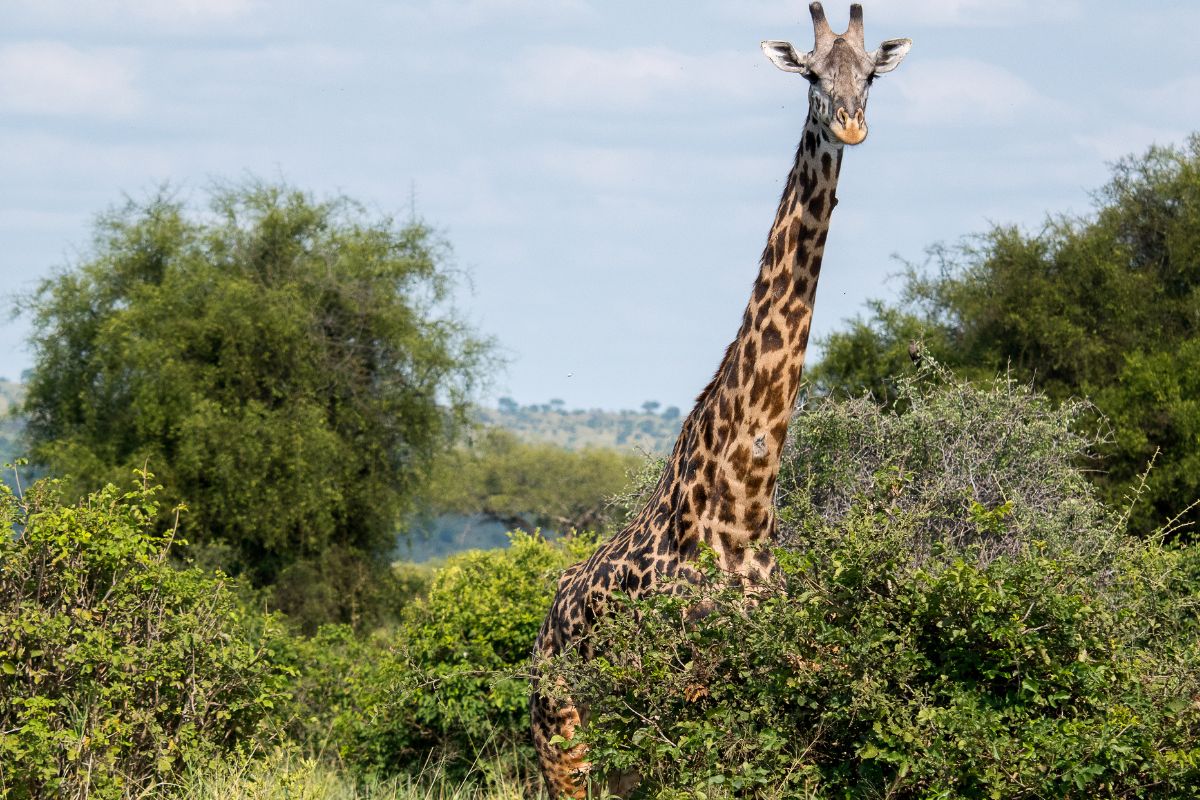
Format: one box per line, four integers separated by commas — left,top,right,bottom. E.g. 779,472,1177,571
424,427,640,535
495,395,682,421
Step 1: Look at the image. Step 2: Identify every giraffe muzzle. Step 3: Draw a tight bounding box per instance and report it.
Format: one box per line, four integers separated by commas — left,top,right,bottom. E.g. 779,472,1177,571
831,107,867,145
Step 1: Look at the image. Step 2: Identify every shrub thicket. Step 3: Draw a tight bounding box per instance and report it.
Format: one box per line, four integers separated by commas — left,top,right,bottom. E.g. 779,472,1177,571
0,474,290,800
779,363,1110,561
7,364,1198,799
282,533,593,784
544,371,1200,799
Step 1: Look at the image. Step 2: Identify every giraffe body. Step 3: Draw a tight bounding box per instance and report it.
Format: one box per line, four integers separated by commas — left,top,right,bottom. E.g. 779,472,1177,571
531,5,910,796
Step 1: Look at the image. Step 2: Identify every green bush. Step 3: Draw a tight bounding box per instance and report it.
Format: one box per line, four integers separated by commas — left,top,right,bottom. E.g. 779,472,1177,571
544,373,1200,799
284,532,593,783
779,362,1109,561
0,473,291,799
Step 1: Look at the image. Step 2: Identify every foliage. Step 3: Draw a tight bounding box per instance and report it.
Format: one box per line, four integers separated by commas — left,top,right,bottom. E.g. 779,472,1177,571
426,427,641,535
811,135,1200,535
281,533,593,783
19,183,494,584
544,373,1200,799
0,473,290,800
780,361,1108,562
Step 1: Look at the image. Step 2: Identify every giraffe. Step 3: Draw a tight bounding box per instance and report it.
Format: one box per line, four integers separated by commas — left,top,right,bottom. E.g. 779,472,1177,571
531,4,910,796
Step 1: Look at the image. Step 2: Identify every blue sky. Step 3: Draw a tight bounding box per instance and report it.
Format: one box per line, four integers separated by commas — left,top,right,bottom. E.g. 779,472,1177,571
3,0,1200,410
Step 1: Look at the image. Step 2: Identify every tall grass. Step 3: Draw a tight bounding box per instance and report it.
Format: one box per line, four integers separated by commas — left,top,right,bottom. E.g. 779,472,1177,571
177,750,543,800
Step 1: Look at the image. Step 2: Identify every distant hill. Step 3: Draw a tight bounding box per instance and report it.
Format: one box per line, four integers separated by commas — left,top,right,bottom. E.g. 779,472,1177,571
476,398,683,454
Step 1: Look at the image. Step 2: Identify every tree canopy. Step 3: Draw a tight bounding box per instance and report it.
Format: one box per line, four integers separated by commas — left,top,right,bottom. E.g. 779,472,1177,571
21,183,493,582
811,135,1200,535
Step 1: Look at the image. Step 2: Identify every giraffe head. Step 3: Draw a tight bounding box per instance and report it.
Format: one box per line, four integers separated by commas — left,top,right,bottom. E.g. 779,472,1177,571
761,2,910,146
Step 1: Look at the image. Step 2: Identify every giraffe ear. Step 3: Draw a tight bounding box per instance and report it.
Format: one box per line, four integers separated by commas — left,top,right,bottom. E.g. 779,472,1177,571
761,40,812,75
871,38,911,75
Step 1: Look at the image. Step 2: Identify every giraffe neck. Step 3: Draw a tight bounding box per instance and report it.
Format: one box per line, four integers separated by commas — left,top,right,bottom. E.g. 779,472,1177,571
639,107,843,570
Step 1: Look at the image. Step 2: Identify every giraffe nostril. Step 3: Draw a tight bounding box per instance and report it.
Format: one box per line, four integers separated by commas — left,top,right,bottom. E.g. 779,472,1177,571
854,109,864,124
836,108,850,125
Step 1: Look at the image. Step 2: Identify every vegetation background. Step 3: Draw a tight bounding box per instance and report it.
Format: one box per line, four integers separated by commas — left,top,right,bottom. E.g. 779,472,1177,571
3,138,1200,798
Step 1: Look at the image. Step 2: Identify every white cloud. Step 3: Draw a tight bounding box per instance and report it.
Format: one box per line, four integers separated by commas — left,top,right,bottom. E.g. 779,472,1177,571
198,43,362,76
533,143,774,194
391,0,592,27
1138,74,1200,124
865,0,1081,26
1075,124,1188,162
536,145,656,190
0,131,173,181
0,207,90,233
889,58,1051,126
703,0,1080,28
504,45,766,113
8,0,253,26
0,42,141,118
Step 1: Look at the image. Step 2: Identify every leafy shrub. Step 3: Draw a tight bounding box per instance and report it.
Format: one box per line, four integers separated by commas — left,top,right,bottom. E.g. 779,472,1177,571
544,373,1200,799
779,362,1110,562
284,532,593,783
0,473,291,800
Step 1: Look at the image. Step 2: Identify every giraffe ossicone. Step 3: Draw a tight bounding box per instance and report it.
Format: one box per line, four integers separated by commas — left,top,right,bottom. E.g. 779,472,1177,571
531,4,910,797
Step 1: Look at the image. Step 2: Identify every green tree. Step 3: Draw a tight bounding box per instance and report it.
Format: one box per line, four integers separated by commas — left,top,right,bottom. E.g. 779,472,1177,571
812,135,1200,534
20,183,493,583
426,427,640,534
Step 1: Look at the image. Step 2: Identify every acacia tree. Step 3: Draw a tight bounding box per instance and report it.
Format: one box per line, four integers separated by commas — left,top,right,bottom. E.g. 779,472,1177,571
811,135,1200,535
22,183,493,583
